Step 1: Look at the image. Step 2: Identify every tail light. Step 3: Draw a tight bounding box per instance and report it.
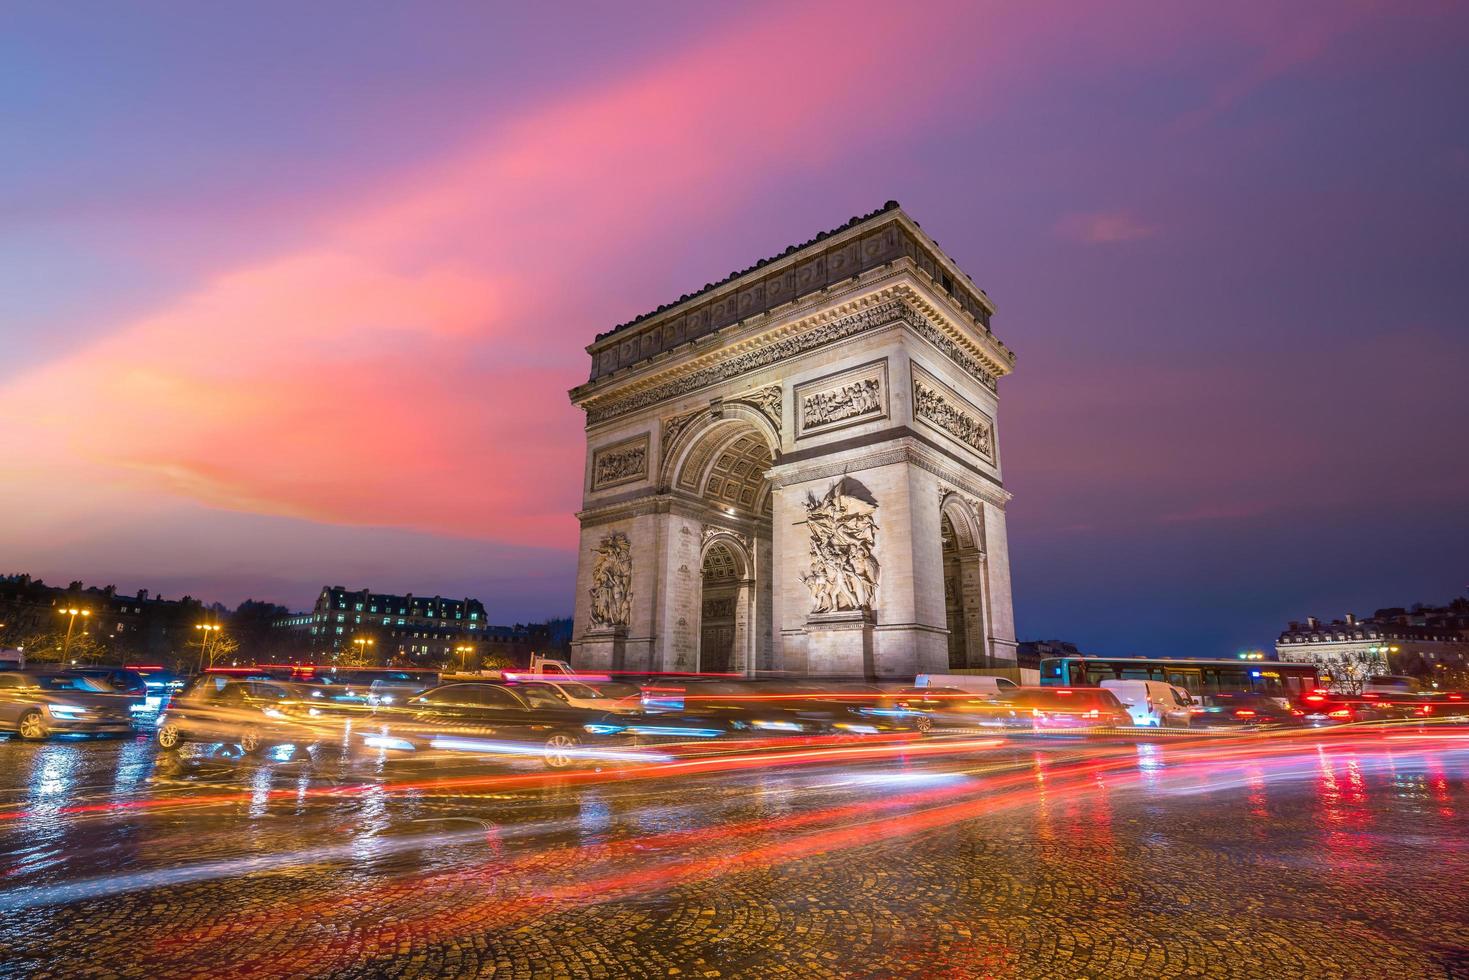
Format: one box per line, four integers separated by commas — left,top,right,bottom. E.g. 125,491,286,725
1328,709,1351,719
1234,709,1257,719
1085,709,1099,719
1290,709,1305,716
1303,694,1326,703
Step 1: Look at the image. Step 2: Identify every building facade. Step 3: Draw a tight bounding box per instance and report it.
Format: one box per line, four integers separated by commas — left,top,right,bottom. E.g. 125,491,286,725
275,586,490,664
1276,599,1469,690
566,203,1017,680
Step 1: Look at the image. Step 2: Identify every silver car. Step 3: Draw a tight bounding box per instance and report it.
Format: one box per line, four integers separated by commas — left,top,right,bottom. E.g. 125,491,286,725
0,671,137,740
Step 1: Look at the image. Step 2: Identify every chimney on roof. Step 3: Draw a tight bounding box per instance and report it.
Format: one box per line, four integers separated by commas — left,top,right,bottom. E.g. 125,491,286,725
1288,621,1300,631
1345,613,1357,626
1306,616,1319,629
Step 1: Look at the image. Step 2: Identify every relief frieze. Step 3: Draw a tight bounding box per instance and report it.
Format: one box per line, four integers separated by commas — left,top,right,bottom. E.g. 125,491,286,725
911,365,994,463
794,359,888,438
590,434,650,491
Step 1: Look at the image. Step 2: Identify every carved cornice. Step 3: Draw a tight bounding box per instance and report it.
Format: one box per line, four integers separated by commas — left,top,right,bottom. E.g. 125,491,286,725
768,438,1010,509
576,283,1007,427
583,207,1004,378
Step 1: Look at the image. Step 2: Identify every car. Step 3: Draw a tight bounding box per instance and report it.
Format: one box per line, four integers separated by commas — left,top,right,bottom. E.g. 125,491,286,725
508,679,642,714
641,679,926,736
1001,687,1131,730
1100,680,1194,727
73,666,153,715
363,670,442,710
892,686,1018,731
1194,691,1307,728
155,676,325,753
0,670,137,740
380,681,637,768
1297,691,1414,727
913,674,1020,699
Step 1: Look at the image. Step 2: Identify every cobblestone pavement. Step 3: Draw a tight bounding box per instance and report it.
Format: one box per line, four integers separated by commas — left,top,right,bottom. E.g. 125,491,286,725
0,727,1467,978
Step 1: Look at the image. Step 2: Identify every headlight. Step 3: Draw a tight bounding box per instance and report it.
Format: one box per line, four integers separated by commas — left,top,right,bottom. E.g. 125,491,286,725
380,695,394,704
583,723,622,735
262,707,286,719
47,704,88,718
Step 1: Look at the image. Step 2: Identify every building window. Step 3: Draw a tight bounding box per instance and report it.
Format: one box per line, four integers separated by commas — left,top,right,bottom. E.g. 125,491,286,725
337,614,345,623
335,626,344,634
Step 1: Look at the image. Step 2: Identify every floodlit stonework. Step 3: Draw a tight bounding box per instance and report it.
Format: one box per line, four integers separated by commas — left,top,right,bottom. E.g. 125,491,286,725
567,202,1017,679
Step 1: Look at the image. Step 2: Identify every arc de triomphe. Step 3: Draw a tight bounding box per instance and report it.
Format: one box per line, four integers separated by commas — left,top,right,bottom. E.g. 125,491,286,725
567,202,1017,680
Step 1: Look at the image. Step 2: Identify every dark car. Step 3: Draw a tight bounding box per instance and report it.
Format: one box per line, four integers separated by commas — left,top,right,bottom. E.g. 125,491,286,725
1193,691,1307,728
382,681,634,768
73,667,151,715
155,676,327,753
0,670,137,739
1001,687,1131,730
1297,691,1413,727
639,679,925,736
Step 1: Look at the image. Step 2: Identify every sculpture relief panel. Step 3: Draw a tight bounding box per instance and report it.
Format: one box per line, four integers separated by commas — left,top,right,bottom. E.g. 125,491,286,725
911,364,995,463
588,532,633,628
800,479,880,613
794,359,889,438
590,434,650,491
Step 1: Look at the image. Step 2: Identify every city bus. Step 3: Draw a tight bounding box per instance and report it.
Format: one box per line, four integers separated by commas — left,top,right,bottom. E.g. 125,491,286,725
1038,656,1319,700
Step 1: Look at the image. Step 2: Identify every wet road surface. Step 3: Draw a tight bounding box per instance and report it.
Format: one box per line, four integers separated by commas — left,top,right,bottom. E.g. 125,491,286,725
1,724,1467,978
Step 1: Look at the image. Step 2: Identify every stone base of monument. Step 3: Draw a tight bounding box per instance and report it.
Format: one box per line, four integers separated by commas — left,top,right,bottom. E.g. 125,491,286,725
804,609,876,679
573,627,627,672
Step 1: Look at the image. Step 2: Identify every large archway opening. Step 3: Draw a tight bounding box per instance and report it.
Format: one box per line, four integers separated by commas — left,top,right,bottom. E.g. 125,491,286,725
940,495,988,669
667,415,776,675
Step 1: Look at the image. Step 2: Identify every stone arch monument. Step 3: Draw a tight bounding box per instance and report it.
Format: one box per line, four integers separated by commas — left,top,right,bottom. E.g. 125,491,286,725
568,202,1017,679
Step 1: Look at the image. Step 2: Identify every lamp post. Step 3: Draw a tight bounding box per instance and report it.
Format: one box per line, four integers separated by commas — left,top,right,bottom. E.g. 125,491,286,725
195,623,222,673
352,636,375,665
58,607,90,661
455,644,474,673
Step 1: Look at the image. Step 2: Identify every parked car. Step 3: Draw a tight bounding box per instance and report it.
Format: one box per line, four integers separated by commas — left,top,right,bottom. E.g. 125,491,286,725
0,670,137,740
1194,691,1307,728
381,681,637,768
1002,687,1131,730
1100,680,1194,727
155,676,326,753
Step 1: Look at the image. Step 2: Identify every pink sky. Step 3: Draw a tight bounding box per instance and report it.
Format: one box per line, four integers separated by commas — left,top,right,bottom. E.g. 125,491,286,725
3,0,1466,652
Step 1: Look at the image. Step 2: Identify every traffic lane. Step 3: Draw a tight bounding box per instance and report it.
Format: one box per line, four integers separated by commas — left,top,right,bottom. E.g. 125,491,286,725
3,730,1469,978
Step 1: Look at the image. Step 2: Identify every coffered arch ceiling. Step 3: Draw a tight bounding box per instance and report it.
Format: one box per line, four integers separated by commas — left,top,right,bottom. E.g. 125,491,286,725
674,423,773,518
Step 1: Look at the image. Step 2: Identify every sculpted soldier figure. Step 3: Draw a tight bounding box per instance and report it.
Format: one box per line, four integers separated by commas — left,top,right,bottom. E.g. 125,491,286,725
800,482,880,614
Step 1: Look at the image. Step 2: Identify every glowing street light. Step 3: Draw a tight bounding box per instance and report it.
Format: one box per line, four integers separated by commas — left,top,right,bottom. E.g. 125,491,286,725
195,623,222,672
352,637,375,663
58,607,90,661
455,644,475,672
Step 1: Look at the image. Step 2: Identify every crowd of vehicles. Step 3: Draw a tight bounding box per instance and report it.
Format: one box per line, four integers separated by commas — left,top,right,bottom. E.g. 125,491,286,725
2,656,1467,766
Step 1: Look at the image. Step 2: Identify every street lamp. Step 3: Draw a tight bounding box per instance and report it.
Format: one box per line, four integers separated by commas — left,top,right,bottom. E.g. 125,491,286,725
195,623,222,673
352,637,375,664
58,607,90,661
455,644,474,673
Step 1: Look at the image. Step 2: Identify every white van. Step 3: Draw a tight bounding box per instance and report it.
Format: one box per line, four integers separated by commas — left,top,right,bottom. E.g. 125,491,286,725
914,674,1020,699
1100,679,1193,727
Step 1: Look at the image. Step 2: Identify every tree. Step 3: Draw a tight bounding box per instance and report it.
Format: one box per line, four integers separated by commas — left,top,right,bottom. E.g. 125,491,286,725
20,629,109,665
